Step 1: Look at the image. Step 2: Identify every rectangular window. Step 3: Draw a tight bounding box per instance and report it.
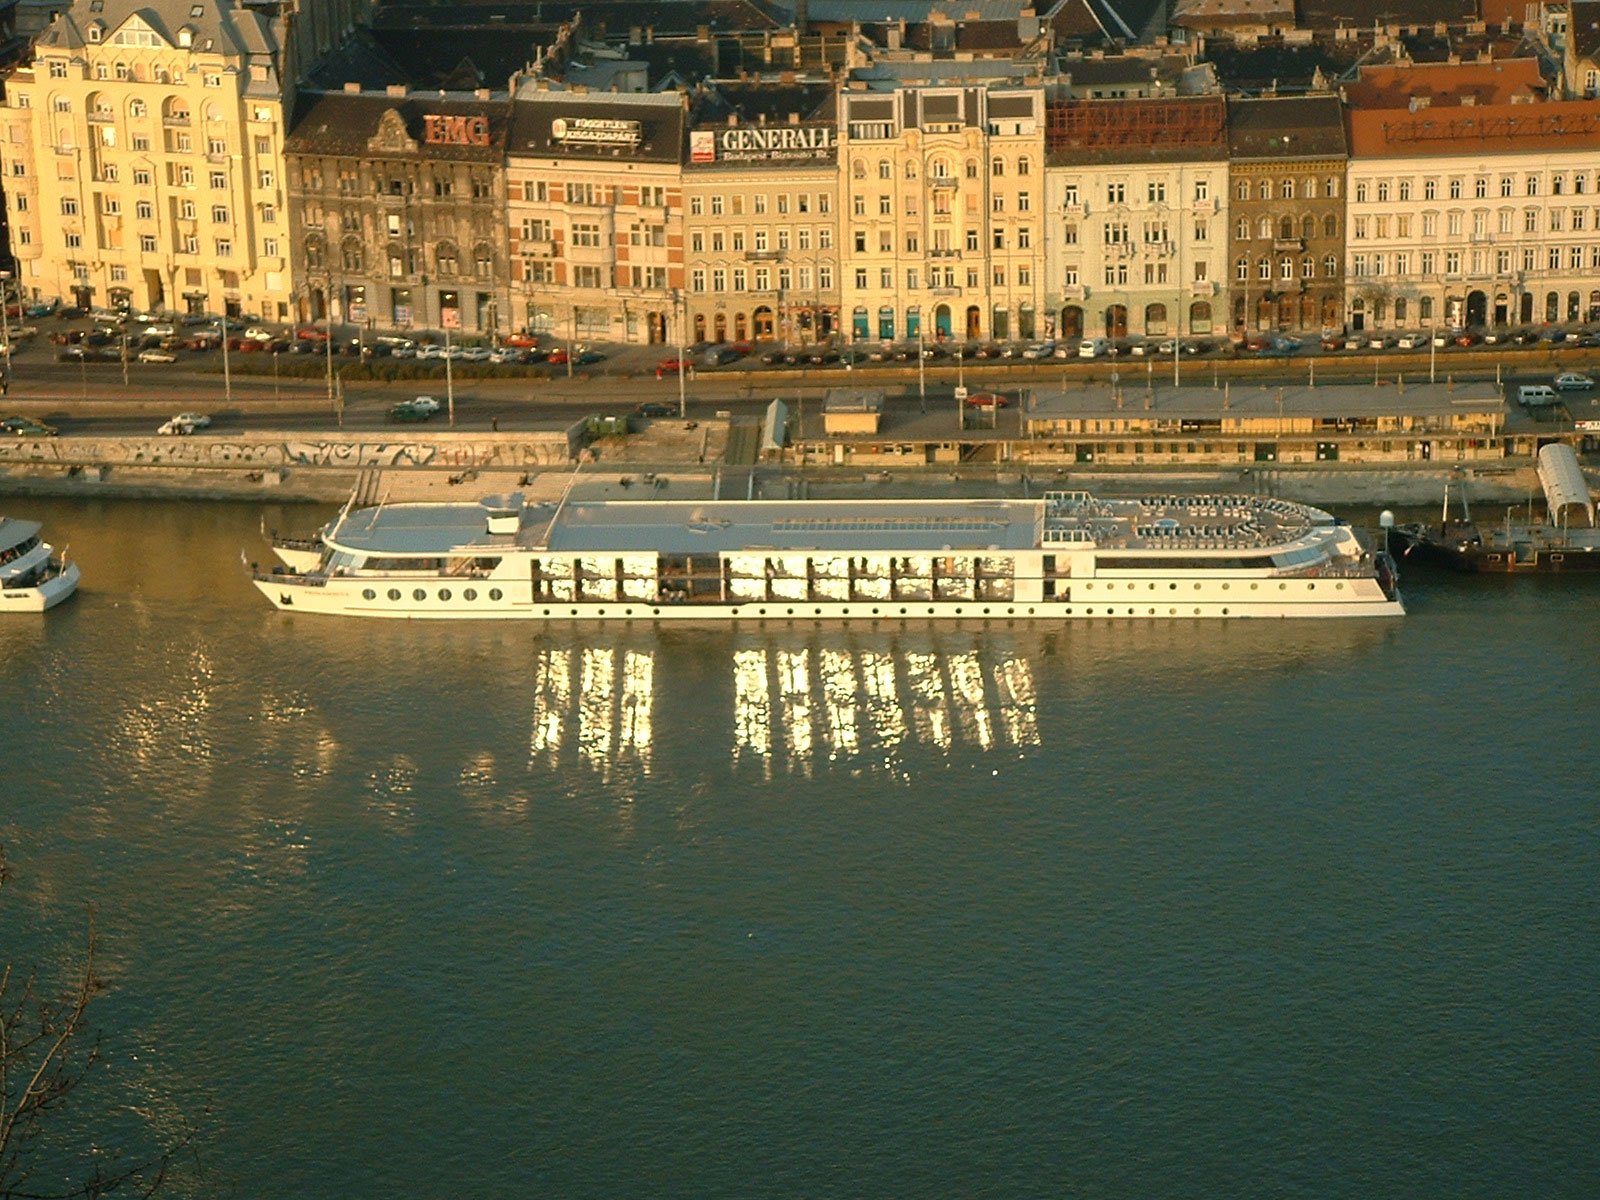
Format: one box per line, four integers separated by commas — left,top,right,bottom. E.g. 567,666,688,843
264,237,279,257
216,239,232,257
140,234,156,252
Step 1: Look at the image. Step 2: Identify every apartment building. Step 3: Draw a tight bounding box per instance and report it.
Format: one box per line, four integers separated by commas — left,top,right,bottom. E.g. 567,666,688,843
284,88,509,335
1044,95,1229,341
1344,63,1600,331
1225,94,1347,335
682,82,841,344
837,82,1046,344
504,86,684,345
2,0,296,317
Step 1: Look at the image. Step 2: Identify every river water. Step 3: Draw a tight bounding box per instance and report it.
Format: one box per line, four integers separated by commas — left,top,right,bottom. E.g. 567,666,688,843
2,497,1597,1198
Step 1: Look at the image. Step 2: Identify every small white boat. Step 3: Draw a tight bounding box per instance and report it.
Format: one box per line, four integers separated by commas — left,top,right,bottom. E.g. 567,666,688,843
0,515,80,611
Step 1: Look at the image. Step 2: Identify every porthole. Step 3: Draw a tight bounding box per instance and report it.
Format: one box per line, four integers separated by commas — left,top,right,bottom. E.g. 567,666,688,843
1170,608,1176,614
438,589,451,601
1170,583,1177,589
1221,583,1229,591
489,588,503,601
1194,583,1202,590
1279,583,1287,590
872,607,880,615
983,607,990,615
464,588,477,601
1028,607,1035,615
543,609,551,616
900,608,907,615
1194,608,1201,614
787,608,795,616
653,608,662,616
1222,608,1229,615
362,588,376,600
413,588,427,601
1307,583,1315,590
1250,583,1259,590
387,588,401,601
569,608,577,616
1336,582,1344,590
625,608,633,616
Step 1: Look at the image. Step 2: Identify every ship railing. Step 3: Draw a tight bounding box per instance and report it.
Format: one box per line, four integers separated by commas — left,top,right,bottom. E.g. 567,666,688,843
252,569,328,588
273,536,322,553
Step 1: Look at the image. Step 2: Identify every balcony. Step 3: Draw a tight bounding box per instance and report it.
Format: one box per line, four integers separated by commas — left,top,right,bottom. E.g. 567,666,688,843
1191,196,1217,214
1109,242,1136,258
745,249,783,262
928,248,962,258
162,115,191,127
1063,202,1087,218
929,175,959,190
929,286,961,296
1189,280,1216,296
1144,241,1175,257
519,239,556,257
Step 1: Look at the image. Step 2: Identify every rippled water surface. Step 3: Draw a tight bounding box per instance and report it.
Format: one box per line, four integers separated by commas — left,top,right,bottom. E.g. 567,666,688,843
2,498,1598,1198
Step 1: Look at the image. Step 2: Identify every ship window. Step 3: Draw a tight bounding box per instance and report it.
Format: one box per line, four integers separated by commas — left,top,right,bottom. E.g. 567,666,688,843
363,588,375,600
387,588,401,600
438,589,451,601
489,588,503,600
464,588,477,600
413,588,427,601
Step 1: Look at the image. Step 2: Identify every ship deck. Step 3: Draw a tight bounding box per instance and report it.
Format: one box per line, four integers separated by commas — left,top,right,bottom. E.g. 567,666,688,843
324,493,1336,559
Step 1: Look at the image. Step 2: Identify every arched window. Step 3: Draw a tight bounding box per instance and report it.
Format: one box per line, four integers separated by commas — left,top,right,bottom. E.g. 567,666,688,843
1237,180,1250,201
1257,216,1271,239
1237,217,1250,240
305,237,325,270
1323,214,1337,238
128,97,146,117
1301,256,1314,279
1395,297,1408,322
1280,179,1294,199
930,156,950,180
851,160,865,180
1323,254,1337,276
1235,257,1249,281
1258,257,1271,281
964,158,979,179
473,243,494,280
1303,177,1317,199
1301,215,1315,240
1258,180,1271,200
436,243,458,275
904,160,917,179
1279,216,1294,240
877,159,890,179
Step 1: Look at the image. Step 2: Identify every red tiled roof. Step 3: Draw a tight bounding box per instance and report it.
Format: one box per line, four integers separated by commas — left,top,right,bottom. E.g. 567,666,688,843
1343,58,1546,108
1346,99,1600,157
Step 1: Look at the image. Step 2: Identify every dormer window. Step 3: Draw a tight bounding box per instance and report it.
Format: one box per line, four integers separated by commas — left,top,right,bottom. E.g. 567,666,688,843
178,26,193,47
89,0,103,9
87,26,101,41
190,3,204,14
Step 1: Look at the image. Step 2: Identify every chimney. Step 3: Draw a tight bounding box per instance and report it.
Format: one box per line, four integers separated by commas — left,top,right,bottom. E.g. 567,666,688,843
795,0,809,37
344,81,361,93
384,83,405,97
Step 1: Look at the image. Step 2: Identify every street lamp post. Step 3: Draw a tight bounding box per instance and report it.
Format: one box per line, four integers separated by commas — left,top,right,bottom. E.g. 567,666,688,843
218,317,233,403
676,290,687,419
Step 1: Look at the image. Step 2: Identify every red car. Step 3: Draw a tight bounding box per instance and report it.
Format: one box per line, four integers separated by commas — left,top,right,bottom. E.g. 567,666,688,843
295,327,329,342
655,356,692,379
502,333,539,348
1454,332,1479,347
964,391,1009,409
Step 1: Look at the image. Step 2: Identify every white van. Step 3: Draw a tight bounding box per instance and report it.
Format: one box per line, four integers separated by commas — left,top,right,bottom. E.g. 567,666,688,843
1078,337,1110,359
1518,384,1558,407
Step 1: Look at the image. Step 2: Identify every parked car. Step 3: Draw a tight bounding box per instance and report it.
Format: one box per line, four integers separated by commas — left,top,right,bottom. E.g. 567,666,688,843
1513,329,1542,345
807,347,840,365
1396,334,1427,349
964,391,1009,409
635,402,674,418
141,323,177,339
1454,332,1480,347
1320,335,1345,352
137,349,177,363
457,346,492,363
501,333,540,349
486,348,525,364
1368,335,1395,350
388,400,434,422
1554,372,1595,391
1,415,57,437
655,356,693,378
25,299,60,318
574,350,605,365
1021,341,1057,359
1343,336,1365,351
295,326,330,342
242,326,276,342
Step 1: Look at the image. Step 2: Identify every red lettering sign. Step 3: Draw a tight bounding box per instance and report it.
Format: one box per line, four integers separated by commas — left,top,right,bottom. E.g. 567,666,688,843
422,114,491,147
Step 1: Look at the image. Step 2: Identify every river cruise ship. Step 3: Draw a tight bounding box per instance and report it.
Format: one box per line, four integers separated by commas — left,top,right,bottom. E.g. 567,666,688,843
0,515,80,611
257,491,1402,620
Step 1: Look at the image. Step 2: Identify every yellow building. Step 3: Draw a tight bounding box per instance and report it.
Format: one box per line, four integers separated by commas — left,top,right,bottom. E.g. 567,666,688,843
2,0,302,318
838,82,1046,345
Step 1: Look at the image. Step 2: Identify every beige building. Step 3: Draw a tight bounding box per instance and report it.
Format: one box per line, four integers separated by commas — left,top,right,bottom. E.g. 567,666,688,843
837,82,1046,345
505,86,684,345
1045,96,1229,341
683,82,841,345
0,0,324,319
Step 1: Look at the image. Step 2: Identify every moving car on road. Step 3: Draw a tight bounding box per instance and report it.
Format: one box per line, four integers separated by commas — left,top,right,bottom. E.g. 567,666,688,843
635,402,674,418
408,396,441,415
157,411,212,435
964,391,1009,409
388,400,435,422
137,349,177,363
1554,372,1595,390
2,415,57,437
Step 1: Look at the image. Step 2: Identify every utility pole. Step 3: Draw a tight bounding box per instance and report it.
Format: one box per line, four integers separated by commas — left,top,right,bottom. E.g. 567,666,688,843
917,326,927,412
219,317,232,403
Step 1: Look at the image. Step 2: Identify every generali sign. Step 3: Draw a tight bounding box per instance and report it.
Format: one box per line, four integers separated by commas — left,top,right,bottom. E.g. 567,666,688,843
423,114,491,146
689,124,836,165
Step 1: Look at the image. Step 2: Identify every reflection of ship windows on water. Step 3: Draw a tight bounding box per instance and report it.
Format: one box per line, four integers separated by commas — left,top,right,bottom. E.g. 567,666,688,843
529,648,654,780
733,644,1039,775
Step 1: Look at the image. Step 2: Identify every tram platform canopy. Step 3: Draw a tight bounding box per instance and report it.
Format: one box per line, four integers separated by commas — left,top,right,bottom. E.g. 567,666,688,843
1537,442,1594,527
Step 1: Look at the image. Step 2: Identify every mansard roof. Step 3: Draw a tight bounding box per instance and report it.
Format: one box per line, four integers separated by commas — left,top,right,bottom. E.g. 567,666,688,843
37,0,274,58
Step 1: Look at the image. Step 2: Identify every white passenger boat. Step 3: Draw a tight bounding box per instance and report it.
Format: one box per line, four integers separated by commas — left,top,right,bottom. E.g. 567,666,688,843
253,490,1402,620
0,515,80,611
